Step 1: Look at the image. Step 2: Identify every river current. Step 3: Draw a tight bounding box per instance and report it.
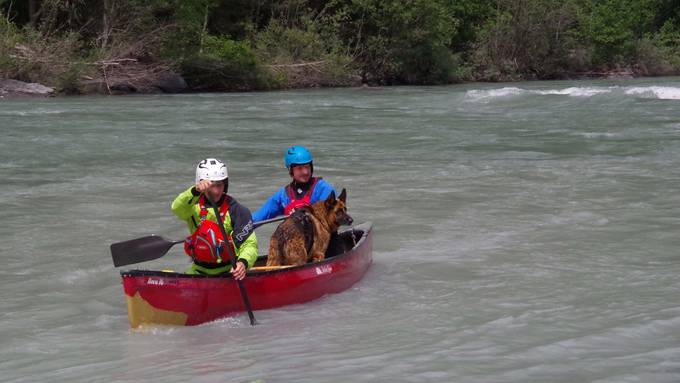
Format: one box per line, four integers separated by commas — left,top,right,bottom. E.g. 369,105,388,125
2,78,680,382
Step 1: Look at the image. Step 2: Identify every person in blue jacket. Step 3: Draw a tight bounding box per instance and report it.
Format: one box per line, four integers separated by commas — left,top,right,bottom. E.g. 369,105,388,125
252,146,337,222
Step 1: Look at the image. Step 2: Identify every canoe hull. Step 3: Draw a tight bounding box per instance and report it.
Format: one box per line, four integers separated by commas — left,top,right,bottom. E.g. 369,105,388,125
121,222,373,327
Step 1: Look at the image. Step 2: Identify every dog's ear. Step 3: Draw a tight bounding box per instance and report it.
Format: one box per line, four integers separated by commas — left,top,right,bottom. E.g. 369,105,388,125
338,188,347,203
325,191,336,207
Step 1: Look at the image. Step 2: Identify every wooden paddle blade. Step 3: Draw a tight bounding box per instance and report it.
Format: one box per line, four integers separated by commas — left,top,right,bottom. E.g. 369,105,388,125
111,235,183,267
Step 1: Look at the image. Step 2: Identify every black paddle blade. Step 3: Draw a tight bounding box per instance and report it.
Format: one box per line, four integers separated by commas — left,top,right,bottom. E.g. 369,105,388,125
111,235,183,267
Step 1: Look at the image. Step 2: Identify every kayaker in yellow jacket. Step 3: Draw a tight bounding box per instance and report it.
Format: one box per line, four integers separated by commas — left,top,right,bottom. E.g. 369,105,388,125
171,158,257,279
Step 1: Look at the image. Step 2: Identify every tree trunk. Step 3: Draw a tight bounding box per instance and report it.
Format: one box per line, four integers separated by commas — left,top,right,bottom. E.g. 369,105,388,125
101,0,115,50
199,3,209,53
28,0,41,27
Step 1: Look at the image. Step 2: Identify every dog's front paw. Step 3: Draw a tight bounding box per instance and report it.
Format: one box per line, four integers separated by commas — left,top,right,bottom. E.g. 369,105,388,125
311,252,326,263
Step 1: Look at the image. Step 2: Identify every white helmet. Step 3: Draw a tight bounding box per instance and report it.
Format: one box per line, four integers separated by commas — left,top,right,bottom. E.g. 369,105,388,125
195,158,228,184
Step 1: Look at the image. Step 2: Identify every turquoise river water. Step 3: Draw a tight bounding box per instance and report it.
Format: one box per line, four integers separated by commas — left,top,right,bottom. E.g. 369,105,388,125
1,78,680,382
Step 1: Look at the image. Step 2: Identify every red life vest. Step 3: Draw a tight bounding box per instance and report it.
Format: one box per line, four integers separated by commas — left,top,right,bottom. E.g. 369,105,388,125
284,177,319,215
183,195,236,264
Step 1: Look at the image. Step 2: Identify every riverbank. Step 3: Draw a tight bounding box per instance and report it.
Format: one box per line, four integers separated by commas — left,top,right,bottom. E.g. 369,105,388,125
0,50,362,97
3,1,679,98
3,64,674,99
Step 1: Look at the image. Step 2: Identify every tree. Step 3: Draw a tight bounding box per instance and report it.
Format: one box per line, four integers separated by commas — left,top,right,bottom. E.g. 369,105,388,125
577,0,657,65
328,0,459,84
473,0,579,80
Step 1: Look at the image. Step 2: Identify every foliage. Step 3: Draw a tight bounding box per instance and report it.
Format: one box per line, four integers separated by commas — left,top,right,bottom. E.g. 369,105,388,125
0,20,88,86
652,18,680,68
328,0,460,84
180,35,275,90
56,61,87,94
1,0,679,91
0,9,19,75
253,17,328,64
576,0,657,66
250,9,355,87
202,35,257,65
472,0,580,80
446,0,495,53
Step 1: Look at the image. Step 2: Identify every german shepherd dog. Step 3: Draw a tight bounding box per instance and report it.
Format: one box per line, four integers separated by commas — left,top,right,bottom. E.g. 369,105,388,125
266,189,353,266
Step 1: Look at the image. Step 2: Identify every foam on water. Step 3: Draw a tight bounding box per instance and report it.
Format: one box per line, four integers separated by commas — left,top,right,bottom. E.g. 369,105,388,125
535,86,611,97
624,85,680,100
465,87,527,101
575,132,620,138
0,108,67,116
465,85,613,101
465,84,680,102
59,265,111,285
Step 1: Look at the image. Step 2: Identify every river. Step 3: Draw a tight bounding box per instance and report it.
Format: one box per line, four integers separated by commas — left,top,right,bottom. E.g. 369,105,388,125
2,78,680,382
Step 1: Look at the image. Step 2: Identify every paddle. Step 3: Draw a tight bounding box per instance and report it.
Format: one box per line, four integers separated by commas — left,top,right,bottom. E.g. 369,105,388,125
205,194,256,326
111,236,184,267
110,215,288,267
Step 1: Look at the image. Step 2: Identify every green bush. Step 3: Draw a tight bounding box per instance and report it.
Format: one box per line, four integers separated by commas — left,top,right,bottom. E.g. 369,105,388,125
0,20,87,87
181,36,275,90
329,0,459,85
253,18,328,64
251,16,356,87
472,0,579,80
0,11,20,76
202,35,257,65
389,0,459,84
57,62,86,94
652,19,680,69
577,0,656,66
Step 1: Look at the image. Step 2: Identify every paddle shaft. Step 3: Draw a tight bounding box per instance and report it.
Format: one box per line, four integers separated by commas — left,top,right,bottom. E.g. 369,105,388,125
253,214,288,229
206,195,256,326
110,215,287,267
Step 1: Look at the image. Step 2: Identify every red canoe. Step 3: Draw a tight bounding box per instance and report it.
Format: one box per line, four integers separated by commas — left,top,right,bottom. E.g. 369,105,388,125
120,222,373,327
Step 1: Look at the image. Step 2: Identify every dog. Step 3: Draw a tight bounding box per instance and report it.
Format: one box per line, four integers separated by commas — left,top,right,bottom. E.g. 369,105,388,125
266,189,353,266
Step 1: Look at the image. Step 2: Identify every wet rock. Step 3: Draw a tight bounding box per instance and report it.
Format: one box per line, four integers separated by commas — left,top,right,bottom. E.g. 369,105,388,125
78,69,187,95
0,79,54,98
606,70,634,79
110,83,139,94
152,72,187,93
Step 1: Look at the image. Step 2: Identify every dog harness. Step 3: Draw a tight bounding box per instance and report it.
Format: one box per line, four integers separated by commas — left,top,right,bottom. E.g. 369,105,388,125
284,177,319,215
290,208,315,255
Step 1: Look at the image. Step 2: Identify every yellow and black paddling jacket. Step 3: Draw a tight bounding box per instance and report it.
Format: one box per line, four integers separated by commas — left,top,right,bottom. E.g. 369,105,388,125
171,186,258,275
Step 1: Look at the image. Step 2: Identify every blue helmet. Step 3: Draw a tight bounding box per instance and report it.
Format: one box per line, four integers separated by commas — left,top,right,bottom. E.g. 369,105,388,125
284,146,313,168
